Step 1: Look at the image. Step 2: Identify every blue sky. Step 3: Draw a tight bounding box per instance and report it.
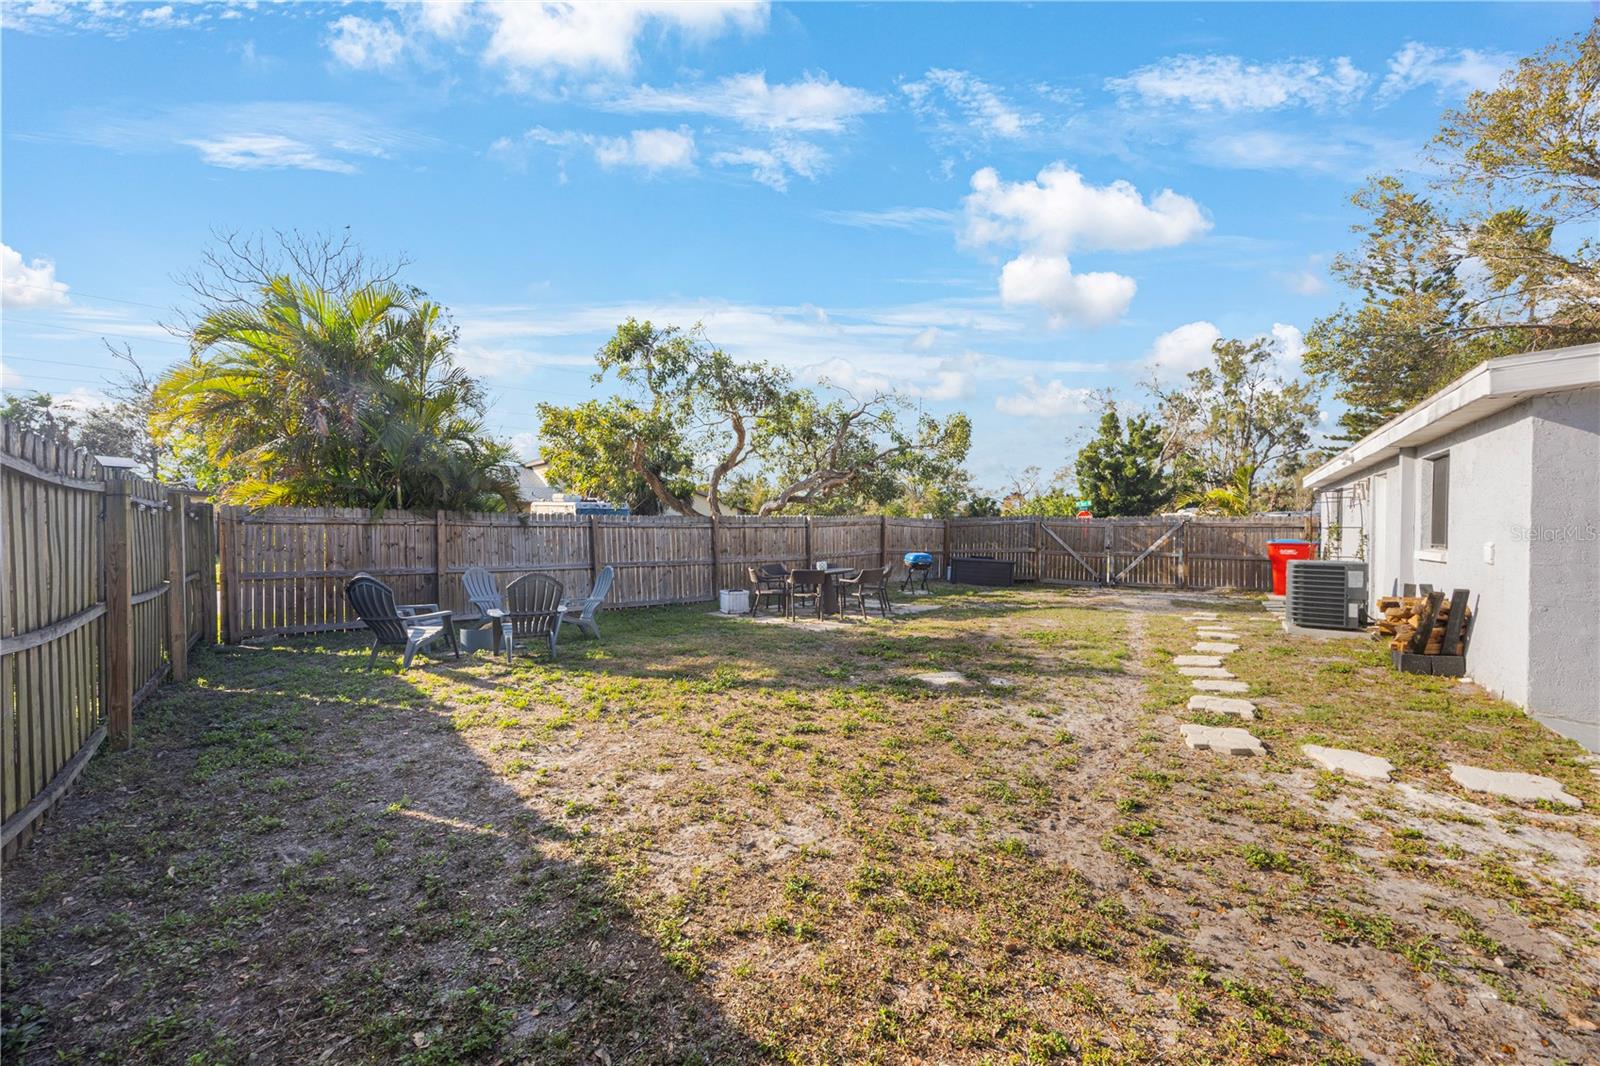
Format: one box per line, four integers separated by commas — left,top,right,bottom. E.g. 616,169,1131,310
1,2,1589,492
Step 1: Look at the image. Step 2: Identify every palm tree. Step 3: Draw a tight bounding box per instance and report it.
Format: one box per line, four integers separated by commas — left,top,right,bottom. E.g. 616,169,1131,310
155,277,519,511
1174,464,1257,517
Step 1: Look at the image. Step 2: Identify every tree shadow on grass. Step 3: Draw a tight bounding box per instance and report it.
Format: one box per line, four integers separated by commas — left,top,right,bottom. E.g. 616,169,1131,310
0,639,765,1065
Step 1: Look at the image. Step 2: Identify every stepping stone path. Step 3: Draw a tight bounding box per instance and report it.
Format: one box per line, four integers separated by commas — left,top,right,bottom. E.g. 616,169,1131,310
1188,695,1256,720
1448,763,1583,808
913,671,966,687
1192,679,1249,693
1178,666,1235,679
1301,744,1394,782
1173,655,1223,667
1192,642,1239,654
1180,723,1264,756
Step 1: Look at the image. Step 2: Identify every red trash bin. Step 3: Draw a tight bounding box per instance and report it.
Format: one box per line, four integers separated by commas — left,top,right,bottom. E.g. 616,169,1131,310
1266,540,1314,597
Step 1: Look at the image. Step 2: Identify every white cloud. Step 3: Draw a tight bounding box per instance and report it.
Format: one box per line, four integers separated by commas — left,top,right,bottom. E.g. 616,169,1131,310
710,137,825,191
815,206,955,231
1269,322,1306,369
2,243,71,308
962,163,1208,327
482,1,767,78
593,127,696,172
1145,320,1222,382
1281,267,1326,296
508,431,539,461
492,125,696,176
964,164,1210,255
1378,42,1513,102
182,134,359,174
995,378,1096,418
326,15,405,71
1107,54,1369,111
999,255,1135,328
909,327,940,351
1194,126,1418,177
609,71,882,132
902,68,1038,141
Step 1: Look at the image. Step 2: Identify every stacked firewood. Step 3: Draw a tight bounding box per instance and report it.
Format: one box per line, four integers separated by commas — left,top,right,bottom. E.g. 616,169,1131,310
1371,594,1471,654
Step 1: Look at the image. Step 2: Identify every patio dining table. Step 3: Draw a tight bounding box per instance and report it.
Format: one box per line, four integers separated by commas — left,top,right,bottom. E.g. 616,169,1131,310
813,565,859,616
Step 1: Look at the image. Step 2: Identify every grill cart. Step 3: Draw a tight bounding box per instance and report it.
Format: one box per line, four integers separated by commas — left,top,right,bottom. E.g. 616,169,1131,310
901,551,934,592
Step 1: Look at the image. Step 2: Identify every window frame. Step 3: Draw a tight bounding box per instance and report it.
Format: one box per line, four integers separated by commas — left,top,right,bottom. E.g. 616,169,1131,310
1421,452,1450,552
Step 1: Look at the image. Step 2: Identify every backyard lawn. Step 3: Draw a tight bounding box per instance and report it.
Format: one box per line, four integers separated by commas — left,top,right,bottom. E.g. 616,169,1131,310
3,585,1597,1064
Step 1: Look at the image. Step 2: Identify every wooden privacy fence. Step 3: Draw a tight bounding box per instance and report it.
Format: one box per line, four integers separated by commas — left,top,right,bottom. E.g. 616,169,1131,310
947,515,1317,589
1,423,216,851
217,506,1312,640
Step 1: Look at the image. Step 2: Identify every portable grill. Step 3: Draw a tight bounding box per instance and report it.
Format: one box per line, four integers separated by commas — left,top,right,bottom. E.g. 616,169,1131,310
901,551,934,592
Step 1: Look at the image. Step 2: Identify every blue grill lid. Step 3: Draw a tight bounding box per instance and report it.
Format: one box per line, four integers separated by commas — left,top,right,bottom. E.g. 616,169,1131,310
903,552,934,565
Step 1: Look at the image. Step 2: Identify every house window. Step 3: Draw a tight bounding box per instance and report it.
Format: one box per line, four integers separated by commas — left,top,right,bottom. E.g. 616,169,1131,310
1424,453,1450,550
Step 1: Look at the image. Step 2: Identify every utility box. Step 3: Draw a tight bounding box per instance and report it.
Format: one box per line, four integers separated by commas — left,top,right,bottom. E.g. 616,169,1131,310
719,589,751,615
1285,560,1368,630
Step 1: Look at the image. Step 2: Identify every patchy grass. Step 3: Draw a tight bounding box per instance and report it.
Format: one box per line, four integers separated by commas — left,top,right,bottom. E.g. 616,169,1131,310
3,586,1597,1064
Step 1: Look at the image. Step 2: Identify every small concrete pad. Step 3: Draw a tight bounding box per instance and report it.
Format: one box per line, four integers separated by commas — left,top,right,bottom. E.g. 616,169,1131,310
986,676,1015,688
1173,655,1223,667
913,671,966,687
1178,666,1235,679
1193,642,1239,654
1196,629,1240,639
1448,763,1583,808
1182,613,1219,621
1301,744,1394,782
1180,723,1263,756
1187,695,1256,720
1192,679,1249,693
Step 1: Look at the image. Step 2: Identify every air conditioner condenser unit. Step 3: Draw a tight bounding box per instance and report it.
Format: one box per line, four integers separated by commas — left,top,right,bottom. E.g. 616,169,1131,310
1285,560,1368,631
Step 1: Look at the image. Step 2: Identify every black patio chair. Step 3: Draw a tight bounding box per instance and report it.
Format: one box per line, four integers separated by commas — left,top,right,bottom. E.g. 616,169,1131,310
838,566,891,619
787,568,825,621
345,573,460,670
497,572,565,660
748,565,789,616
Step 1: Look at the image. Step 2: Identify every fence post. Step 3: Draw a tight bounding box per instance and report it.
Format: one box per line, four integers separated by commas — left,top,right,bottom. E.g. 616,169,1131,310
103,473,134,750
434,510,447,606
941,520,952,581
879,515,888,570
803,516,813,566
709,516,721,594
1031,517,1041,581
1175,519,1189,588
164,489,188,682
588,515,601,585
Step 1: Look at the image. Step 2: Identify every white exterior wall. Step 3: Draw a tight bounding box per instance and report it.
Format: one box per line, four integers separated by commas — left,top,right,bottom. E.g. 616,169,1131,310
1317,392,1599,749
1525,388,1600,748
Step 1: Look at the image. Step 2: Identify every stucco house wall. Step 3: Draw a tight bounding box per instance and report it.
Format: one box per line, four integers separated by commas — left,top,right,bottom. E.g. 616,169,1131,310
1307,346,1599,751
1525,387,1600,746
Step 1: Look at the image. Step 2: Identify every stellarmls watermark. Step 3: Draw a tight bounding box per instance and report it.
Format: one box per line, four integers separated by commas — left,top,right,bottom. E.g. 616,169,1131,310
1511,523,1600,543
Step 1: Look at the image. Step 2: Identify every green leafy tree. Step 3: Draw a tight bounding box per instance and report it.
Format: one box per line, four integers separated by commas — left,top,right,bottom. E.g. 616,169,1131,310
154,278,518,511
585,318,972,516
1153,336,1318,512
1302,178,1493,441
535,398,698,514
1073,402,1171,516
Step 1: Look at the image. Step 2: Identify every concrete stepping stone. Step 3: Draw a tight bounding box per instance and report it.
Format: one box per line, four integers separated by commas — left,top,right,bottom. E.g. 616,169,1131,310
1448,763,1582,808
1173,655,1223,667
1187,695,1256,720
1182,613,1219,621
1196,628,1240,638
1301,744,1394,782
1178,666,1235,679
1193,642,1239,654
986,676,1015,688
914,671,966,687
1180,723,1263,756
1192,679,1249,694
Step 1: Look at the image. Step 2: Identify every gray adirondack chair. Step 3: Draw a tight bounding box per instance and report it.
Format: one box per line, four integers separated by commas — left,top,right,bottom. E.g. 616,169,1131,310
562,565,614,639
499,572,565,660
345,574,460,670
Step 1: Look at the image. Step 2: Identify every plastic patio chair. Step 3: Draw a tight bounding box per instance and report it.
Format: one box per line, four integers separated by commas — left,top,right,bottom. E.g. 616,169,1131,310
345,573,460,670
562,565,615,639
498,572,565,660
837,566,891,619
462,566,503,619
